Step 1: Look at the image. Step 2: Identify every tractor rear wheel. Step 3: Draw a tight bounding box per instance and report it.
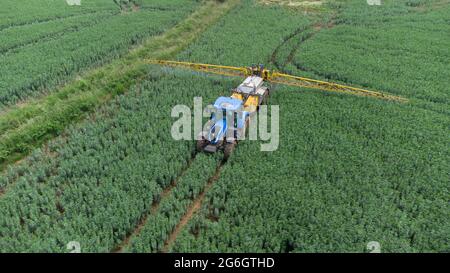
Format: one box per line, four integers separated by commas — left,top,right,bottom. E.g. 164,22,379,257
197,139,207,152
224,142,236,160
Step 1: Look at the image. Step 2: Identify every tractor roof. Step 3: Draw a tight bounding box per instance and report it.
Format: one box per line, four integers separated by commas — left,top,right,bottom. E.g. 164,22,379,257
214,97,242,111
237,76,264,94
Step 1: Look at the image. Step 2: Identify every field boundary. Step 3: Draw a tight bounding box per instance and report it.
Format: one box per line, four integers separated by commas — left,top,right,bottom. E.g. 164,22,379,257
0,0,241,171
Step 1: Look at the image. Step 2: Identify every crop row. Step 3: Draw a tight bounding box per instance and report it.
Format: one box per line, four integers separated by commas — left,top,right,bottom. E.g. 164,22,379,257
0,0,241,174
163,0,450,252
0,69,237,252
177,0,312,67
172,85,450,252
0,0,117,31
124,153,221,253
0,0,199,108
55,0,450,253
119,0,323,250
290,0,450,112
1,0,448,253
0,11,117,55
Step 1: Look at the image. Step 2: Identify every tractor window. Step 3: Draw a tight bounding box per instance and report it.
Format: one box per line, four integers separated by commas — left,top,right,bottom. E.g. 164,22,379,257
210,125,222,140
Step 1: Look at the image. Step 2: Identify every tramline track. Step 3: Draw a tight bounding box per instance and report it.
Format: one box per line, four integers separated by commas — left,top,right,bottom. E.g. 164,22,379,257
111,152,227,253
112,152,199,253
162,159,225,253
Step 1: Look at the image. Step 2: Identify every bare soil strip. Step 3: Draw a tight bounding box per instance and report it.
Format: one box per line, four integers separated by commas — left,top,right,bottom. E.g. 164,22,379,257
162,160,225,253
112,153,197,253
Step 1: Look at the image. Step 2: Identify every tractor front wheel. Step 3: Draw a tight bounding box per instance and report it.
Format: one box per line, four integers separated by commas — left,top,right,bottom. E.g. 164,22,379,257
197,139,207,152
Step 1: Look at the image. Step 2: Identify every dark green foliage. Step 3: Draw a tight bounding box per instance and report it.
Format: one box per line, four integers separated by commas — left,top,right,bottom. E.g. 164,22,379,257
173,86,450,253
0,0,198,108
126,153,221,253
1,0,448,253
169,0,450,253
178,0,312,66
291,0,450,113
0,70,236,252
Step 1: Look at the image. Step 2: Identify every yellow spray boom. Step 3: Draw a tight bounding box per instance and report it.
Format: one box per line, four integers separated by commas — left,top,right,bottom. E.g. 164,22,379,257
146,59,408,102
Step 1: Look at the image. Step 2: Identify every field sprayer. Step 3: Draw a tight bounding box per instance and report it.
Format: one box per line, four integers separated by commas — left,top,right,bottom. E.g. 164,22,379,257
148,60,408,159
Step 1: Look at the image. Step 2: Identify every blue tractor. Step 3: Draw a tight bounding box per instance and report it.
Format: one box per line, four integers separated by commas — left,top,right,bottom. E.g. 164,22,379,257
197,74,270,159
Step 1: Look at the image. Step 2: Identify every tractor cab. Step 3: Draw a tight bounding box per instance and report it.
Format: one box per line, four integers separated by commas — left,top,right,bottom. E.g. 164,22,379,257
198,96,249,155
209,96,248,139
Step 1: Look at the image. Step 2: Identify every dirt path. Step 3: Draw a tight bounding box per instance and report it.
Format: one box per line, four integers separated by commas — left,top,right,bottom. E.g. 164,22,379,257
162,160,225,253
111,153,197,253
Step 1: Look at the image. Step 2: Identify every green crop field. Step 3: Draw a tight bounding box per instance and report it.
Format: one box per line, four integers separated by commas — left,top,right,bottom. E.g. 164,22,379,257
0,0,448,254
0,0,199,108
